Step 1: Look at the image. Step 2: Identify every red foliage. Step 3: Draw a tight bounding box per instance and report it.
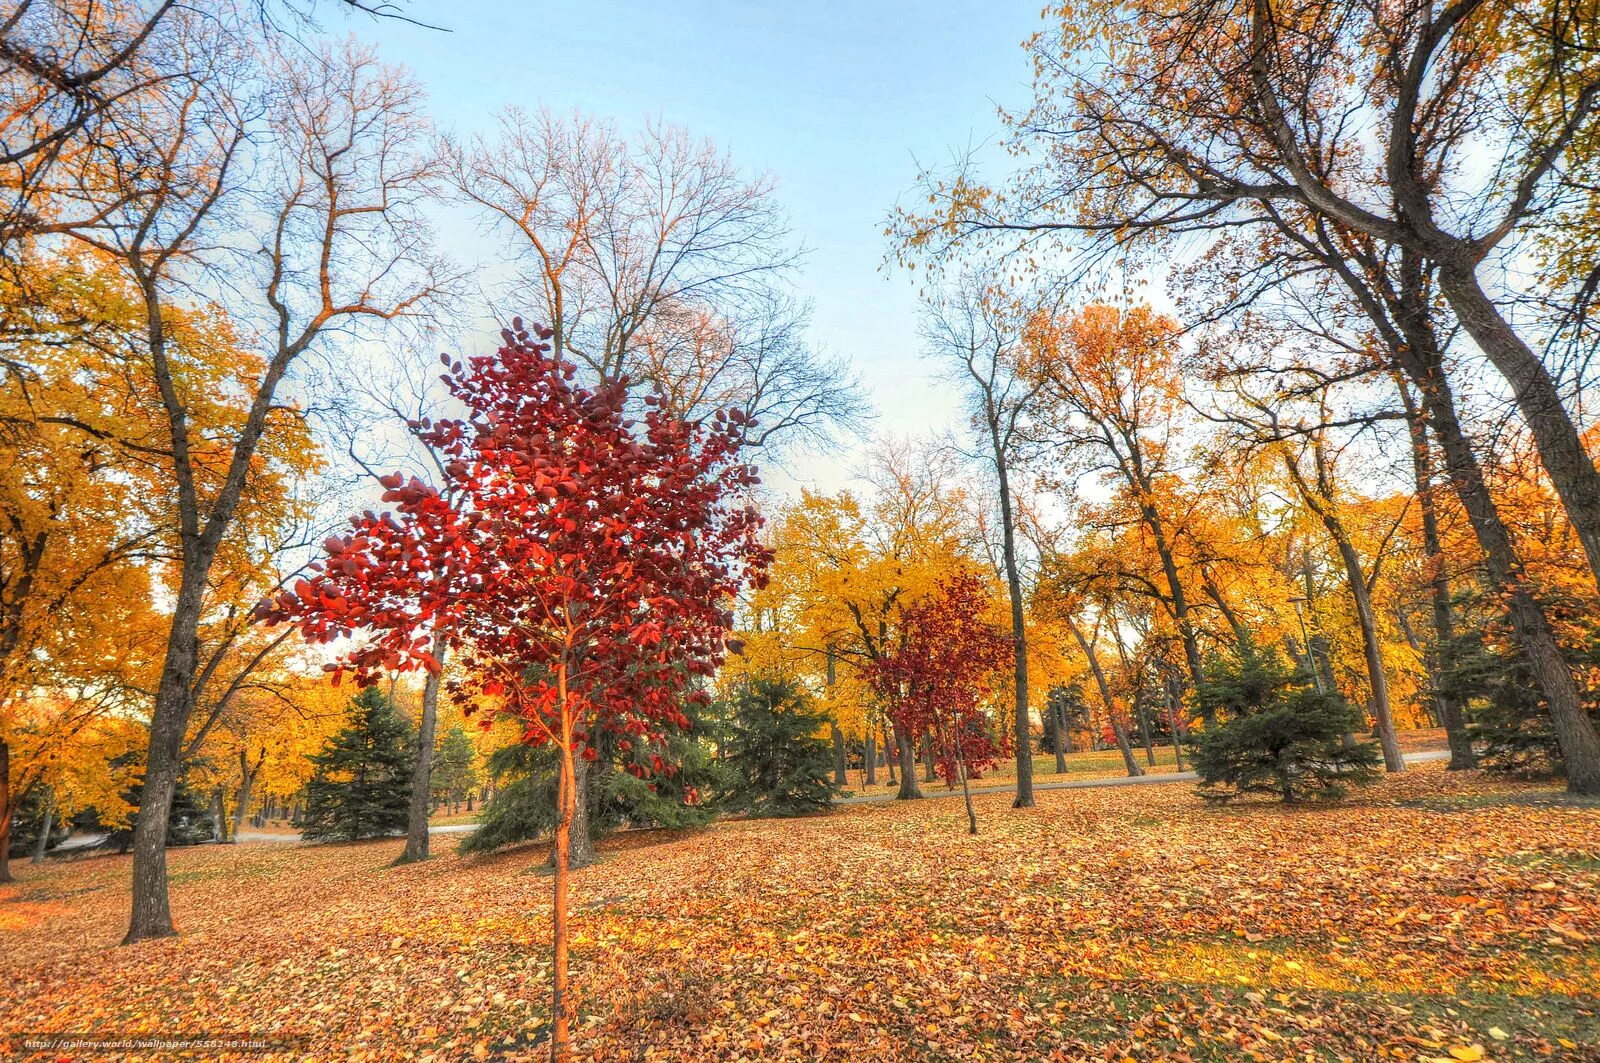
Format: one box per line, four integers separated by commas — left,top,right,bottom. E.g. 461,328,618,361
867,571,1012,784
259,317,771,754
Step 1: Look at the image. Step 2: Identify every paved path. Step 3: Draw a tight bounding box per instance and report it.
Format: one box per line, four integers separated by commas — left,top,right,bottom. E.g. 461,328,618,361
232,824,477,844
226,749,1455,842
838,748,1452,806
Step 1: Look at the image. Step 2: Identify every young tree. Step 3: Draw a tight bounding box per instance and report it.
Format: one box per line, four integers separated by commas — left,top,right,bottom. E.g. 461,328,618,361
868,571,1012,834
1193,641,1380,804
261,318,768,1062
724,676,838,817
300,688,414,842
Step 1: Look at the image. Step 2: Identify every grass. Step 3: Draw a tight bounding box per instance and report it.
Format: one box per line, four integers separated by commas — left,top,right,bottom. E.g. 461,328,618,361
2,759,1594,1061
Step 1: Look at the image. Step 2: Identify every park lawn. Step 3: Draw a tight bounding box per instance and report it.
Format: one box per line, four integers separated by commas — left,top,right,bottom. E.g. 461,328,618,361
2,762,1597,1062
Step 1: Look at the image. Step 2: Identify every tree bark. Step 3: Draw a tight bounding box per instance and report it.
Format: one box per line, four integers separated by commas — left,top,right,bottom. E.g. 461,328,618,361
551,737,575,1063
863,732,877,786
0,739,12,883
230,748,263,843
1397,377,1475,769
894,724,922,800
921,734,937,783
830,723,848,786
1435,262,1600,592
399,635,447,864
992,451,1034,808
1393,313,1600,792
1067,617,1143,777
125,561,209,943
1135,686,1156,767
1053,701,1069,773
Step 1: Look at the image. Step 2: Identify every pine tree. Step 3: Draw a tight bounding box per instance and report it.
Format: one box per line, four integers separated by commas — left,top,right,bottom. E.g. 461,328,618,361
301,688,415,842
725,676,838,817
1192,640,1379,803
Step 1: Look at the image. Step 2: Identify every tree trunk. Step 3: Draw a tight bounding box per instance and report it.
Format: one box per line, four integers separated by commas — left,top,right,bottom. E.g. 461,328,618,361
125,562,211,944
921,734,937,783
864,732,877,786
993,453,1034,809
551,738,575,1063
399,635,447,864
1397,378,1475,769
209,787,226,843
1109,714,1144,777
1284,451,1405,773
830,723,847,786
0,739,12,884
883,722,897,786
1164,674,1185,772
31,789,54,863
231,748,261,843
1053,702,1068,773
1435,262,1600,592
954,729,977,835
1394,316,1600,792
894,725,922,800
1135,687,1156,767
1065,615,1141,779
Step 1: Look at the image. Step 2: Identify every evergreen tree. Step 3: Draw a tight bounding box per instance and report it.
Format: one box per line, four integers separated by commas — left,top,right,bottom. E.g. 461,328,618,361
1192,640,1379,803
459,700,730,855
1445,601,1600,776
300,688,415,842
725,676,838,817
431,725,478,813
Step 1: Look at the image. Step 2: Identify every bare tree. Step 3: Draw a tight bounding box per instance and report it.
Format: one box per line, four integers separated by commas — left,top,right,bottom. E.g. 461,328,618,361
447,109,864,456
57,19,445,942
921,275,1044,807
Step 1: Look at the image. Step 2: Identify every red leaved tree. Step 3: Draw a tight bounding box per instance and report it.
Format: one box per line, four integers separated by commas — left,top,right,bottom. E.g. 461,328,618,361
258,318,770,1061
867,571,1011,834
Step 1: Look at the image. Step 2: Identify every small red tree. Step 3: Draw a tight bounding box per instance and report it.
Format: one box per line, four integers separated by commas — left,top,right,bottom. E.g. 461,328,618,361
258,318,770,1061
867,571,1011,833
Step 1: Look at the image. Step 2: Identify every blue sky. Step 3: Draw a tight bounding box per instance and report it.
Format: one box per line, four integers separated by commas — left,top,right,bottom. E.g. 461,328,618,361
356,0,1044,495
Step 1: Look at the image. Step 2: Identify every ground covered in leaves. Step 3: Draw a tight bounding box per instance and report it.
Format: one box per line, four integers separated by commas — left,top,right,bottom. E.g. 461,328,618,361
3,763,1598,1061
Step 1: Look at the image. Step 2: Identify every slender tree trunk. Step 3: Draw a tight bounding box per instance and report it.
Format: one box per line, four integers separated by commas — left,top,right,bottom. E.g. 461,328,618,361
1435,262,1600,591
1164,674,1185,772
30,792,53,863
551,736,575,1063
1066,617,1144,777
953,728,977,835
1108,714,1143,777
1397,379,1475,769
993,455,1034,808
209,787,225,843
1053,702,1068,773
1135,687,1156,767
884,722,897,786
1285,452,1405,773
0,739,12,884
231,748,262,843
921,734,937,783
399,635,447,864
830,724,847,786
894,725,922,800
864,733,877,785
